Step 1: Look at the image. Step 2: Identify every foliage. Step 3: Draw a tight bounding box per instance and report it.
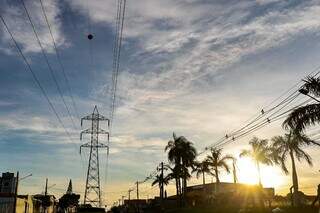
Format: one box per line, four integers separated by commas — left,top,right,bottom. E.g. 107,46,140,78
240,137,273,186
206,148,234,183
192,160,212,183
165,132,197,205
271,131,315,206
58,193,80,209
271,131,314,174
283,76,320,133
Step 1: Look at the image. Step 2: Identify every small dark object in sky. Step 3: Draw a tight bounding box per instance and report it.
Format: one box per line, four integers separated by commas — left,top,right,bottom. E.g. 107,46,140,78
87,34,93,40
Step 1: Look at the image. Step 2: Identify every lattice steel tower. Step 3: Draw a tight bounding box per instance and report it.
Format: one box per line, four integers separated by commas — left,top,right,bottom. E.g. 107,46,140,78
80,106,109,207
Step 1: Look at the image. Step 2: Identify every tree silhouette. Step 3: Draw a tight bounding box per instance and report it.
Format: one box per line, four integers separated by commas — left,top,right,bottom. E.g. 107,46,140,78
152,174,169,198
165,132,196,205
283,76,320,134
271,131,316,206
192,160,213,186
164,164,187,197
206,148,234,193
232,158,238,184
239,137,273,186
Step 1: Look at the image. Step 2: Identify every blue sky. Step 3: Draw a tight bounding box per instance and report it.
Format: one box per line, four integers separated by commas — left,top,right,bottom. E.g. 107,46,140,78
1,0,320,206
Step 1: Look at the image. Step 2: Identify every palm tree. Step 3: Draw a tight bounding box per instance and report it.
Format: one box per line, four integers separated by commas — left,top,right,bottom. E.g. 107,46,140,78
152,174,169,198
180,138,197,195
283,76,320,133
232,158,238,184
164,164,187,204
206,148,234,193
239,137,273,186
271,131,316,206
164,164,180,197
192,160,212,186
165,133,197,203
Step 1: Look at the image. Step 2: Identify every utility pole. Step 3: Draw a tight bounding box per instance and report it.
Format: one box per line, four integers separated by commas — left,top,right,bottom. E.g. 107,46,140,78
43,178,50,213
45,178,48,195
232,159,238,184
80,106,110,207
136,181,139,200
13,171,19,213
128,189,133,201
122,196,125,205
160,162,164,200
159,162,165,212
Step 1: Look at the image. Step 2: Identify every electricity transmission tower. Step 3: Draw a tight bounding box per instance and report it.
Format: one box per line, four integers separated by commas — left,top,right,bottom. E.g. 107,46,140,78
80,106,109,207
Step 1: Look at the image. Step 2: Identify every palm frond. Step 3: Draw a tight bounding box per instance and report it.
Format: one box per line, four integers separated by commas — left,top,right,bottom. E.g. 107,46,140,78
239,149,251,158
303,76,320,97
152,177,159,186
283,104,320,132
280,152,289,174
218,161,231,173
296,132,320,147
221,155,235,162
295,146,313,166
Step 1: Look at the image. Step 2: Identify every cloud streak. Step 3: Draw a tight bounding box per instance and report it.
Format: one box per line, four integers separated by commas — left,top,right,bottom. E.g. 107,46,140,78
0,0,66,54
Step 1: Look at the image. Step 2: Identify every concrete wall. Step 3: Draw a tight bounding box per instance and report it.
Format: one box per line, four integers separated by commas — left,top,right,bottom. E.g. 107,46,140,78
0,196,33,213
16,196,33,213
0,197,14,213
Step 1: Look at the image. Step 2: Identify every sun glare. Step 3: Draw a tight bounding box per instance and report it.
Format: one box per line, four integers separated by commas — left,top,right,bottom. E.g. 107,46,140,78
238,158,258,185
237,158,284,188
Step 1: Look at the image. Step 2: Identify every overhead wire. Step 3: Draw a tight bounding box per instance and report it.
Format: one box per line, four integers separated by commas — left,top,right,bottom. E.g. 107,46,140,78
0,14,74,144
18,0,87,184
214,98,314,149
20,0,78,132
110,0,126,125
104,0,127,205
198,94,301,155
198,66,320,155
229,91,300,137
86,0,95,85
38,0,80,120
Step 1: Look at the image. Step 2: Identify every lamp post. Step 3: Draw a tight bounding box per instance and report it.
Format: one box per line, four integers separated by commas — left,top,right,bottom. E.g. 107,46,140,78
14,173,32,213
19,173,32,181
13,172,19,213
299,88,320,103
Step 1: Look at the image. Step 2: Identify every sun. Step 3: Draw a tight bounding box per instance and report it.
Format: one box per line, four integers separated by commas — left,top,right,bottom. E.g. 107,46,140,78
237,158,258,185
237,158,284,188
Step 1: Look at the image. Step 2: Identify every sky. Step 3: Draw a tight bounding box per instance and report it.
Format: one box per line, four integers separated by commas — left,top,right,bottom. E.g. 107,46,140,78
1,0,320,207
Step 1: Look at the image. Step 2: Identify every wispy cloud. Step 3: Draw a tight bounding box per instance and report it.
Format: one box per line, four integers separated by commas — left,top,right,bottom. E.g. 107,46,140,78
0,0,66,53
1,0,320,204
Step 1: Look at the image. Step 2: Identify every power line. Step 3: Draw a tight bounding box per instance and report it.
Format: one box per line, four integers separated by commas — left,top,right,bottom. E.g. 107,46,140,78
0,14,74,144
20,0,78,132
199,94,301,155
214,98,314,149
199,95,300,154
110,0,126,125
38,0,80,120
104,0,127,202
230,91,300,137
198,66,320,155
20,0,87,175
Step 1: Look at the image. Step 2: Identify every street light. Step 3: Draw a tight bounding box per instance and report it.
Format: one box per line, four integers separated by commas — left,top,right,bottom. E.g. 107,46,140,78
42,184,56,195
299,88,320,103
16,173,32,195
19,173,32,181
